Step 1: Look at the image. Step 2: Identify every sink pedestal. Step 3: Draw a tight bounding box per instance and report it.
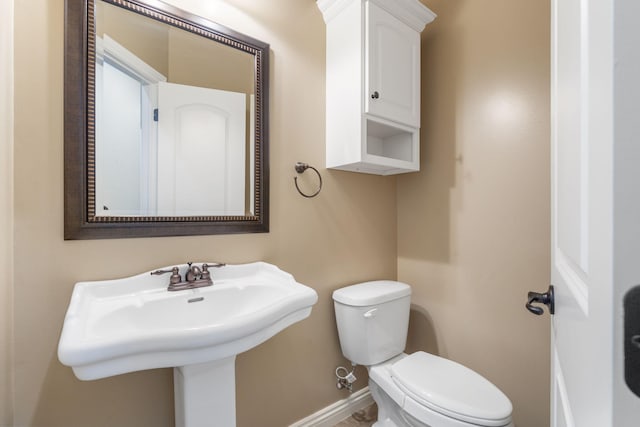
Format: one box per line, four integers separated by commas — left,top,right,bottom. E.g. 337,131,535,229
174,357,237,427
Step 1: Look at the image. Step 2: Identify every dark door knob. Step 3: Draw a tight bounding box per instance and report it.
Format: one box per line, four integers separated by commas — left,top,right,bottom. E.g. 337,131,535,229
371,91,380,99
624,285,640,398
526,285,555,315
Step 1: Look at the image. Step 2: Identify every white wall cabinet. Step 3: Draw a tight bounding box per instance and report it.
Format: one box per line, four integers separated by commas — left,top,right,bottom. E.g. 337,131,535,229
366,2,421,127
318,0,435,175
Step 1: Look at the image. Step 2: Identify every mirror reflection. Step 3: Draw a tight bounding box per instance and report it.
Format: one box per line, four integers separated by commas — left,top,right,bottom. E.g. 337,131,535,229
94,0,256,217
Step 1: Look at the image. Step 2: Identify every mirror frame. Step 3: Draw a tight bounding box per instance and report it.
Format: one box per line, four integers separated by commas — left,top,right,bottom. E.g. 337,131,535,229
64,0,269,239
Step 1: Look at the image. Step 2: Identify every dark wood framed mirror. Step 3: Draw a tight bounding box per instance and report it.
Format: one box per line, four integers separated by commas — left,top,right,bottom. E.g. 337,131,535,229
64,0,269,239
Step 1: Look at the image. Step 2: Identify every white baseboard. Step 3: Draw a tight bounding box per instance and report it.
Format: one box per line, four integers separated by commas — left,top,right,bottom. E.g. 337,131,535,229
289,387,374,427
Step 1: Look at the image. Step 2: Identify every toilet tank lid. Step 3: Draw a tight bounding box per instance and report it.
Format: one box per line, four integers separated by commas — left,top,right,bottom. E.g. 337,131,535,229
332,281,411,306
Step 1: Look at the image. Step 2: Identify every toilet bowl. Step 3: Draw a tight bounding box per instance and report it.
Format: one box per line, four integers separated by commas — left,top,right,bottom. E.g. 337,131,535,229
333,281,514,427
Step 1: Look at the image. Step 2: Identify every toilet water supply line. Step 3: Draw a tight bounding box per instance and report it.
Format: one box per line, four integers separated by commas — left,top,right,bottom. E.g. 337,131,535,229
335,365,357,392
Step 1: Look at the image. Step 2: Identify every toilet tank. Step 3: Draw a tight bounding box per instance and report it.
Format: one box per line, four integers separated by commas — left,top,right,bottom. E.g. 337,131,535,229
333,281,411,366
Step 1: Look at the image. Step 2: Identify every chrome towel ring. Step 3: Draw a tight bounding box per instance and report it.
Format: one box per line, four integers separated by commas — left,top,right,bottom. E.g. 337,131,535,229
294,162,322,198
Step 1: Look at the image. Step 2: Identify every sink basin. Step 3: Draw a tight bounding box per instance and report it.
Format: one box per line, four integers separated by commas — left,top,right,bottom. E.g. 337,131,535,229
58,262,318,381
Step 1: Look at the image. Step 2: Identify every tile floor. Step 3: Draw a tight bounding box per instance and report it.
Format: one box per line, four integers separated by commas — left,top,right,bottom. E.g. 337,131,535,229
333,403,377,427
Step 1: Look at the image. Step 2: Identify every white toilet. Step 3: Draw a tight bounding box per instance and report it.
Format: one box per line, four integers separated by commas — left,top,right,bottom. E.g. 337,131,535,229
333,280,514,427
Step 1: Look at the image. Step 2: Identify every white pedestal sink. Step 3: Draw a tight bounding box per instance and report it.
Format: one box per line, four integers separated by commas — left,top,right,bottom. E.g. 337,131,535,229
58,262,318,427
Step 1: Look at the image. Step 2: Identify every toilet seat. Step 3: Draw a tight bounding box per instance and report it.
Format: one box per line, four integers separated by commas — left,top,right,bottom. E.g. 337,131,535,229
390,352,513,427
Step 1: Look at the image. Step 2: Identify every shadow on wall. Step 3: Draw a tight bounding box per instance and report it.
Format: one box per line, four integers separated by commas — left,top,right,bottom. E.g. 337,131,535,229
406,304,439,356
397,0,465,265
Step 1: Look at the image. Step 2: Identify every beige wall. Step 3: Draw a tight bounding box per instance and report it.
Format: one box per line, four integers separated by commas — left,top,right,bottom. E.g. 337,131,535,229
98,2,255,95
13,0,396,426
399,1,551,427
168,28,255,95
10,0,552,426
98,1,170,77
1,0,14,424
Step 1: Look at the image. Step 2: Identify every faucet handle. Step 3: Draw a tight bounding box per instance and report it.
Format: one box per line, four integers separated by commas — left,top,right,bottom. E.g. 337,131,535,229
202,262,226,269
201,263,224,282
201,263,211,281
151,267,182,285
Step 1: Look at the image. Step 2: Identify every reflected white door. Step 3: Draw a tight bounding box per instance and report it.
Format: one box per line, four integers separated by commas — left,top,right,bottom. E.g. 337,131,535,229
157,81,246,216
550,0,640,426
95,61,143,215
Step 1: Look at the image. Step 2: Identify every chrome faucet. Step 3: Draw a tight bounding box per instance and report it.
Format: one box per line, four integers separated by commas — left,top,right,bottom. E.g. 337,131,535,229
151,262,225,291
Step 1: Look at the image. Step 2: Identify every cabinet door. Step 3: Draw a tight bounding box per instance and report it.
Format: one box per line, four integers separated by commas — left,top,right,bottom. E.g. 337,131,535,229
365,2,420,128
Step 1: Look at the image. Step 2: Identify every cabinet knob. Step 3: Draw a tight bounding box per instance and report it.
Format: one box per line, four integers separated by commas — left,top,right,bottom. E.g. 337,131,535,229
371,91,379,99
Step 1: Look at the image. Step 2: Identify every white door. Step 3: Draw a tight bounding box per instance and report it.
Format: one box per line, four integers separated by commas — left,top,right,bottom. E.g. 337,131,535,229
545,0,640,426
95,60,144,215
94,35,167,216
365,1,420,128
157,81,246,216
